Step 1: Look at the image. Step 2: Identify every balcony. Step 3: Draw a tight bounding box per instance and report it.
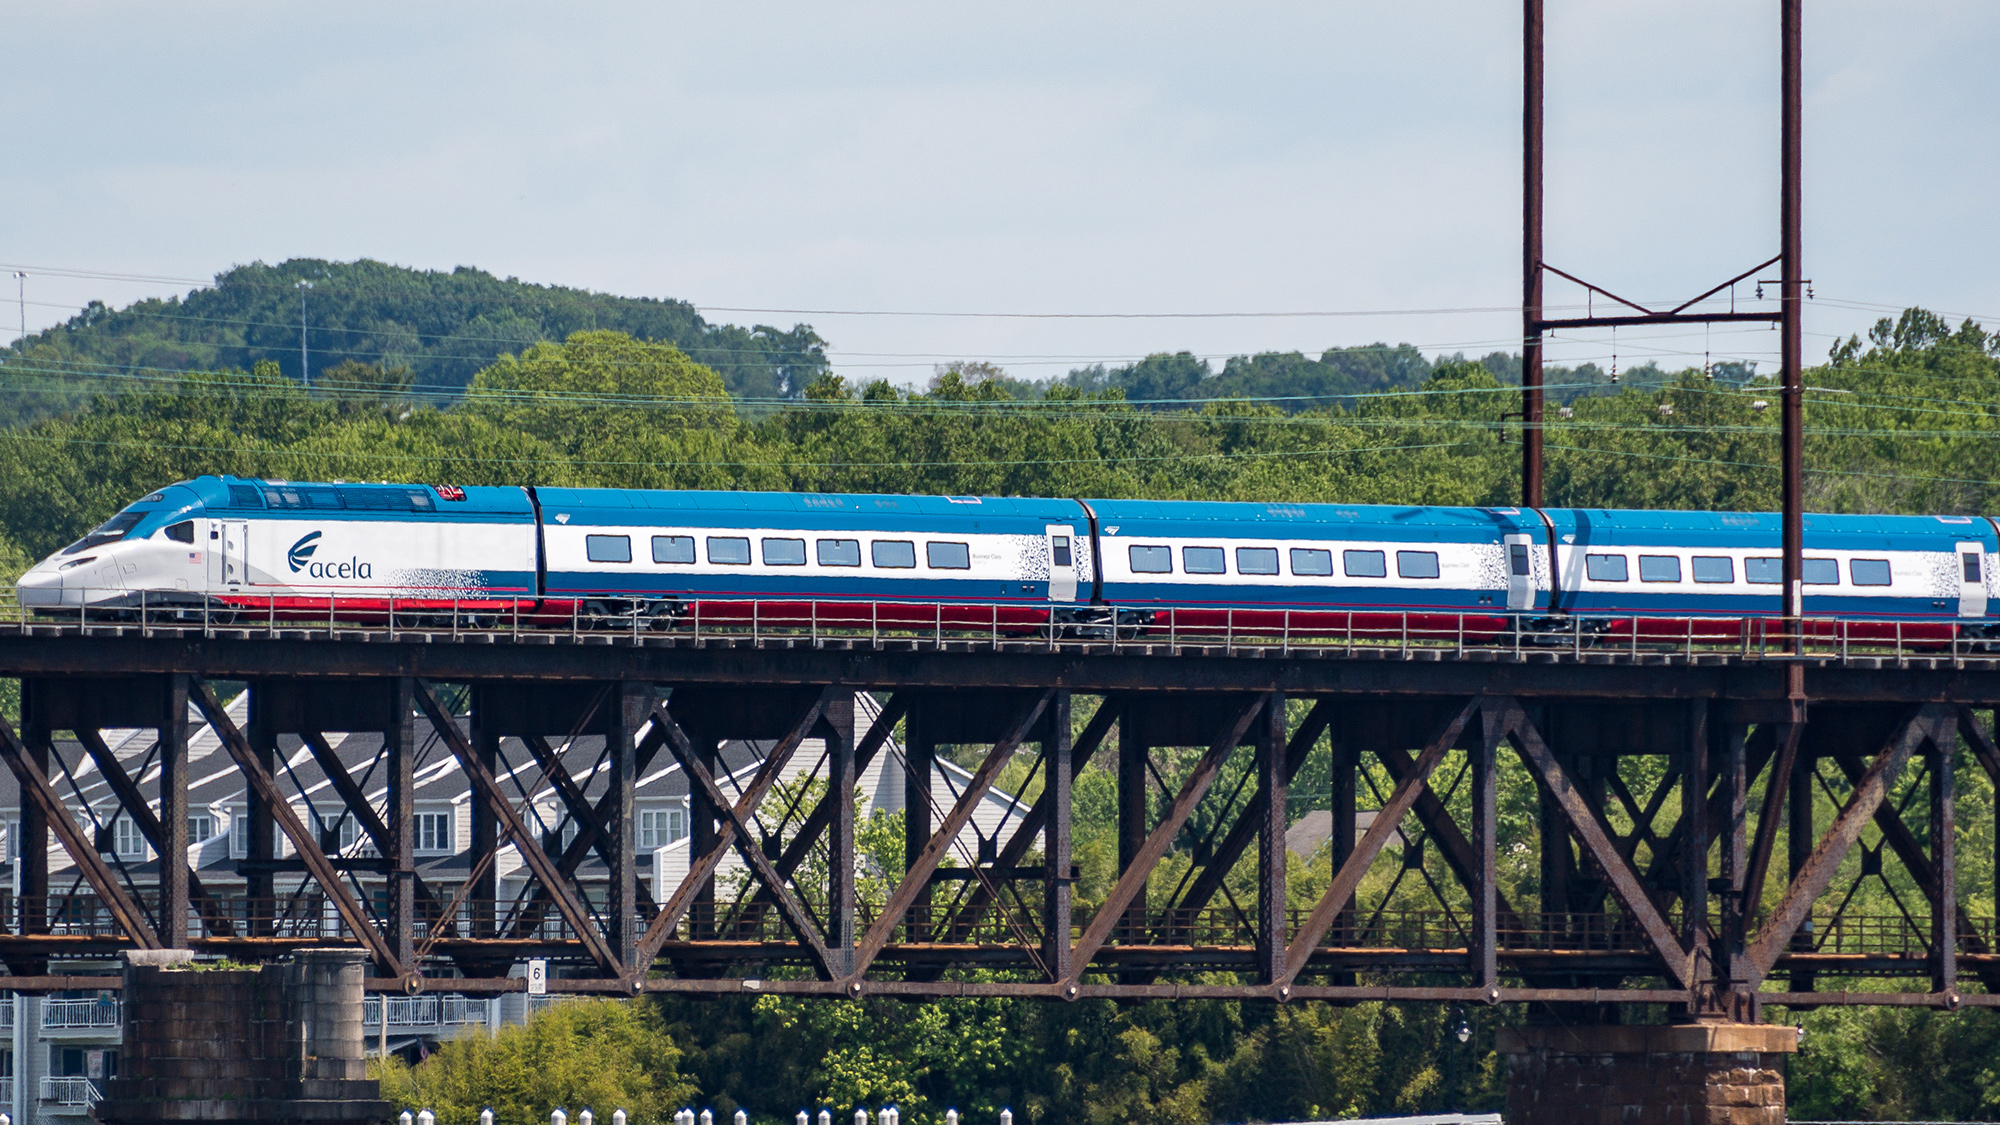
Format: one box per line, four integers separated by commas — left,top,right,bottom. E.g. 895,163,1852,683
42,998,120,1031
40,1077,100,1108
0,1077,12,1104
362,995,490,1030
0,997,12,1031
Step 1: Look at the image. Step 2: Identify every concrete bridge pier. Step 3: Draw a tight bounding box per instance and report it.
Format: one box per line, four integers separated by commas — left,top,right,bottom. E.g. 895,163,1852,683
1498,1024,1798,1125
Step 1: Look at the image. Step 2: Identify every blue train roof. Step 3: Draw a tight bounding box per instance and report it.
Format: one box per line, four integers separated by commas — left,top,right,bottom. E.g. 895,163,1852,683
182,476,534,519
529,487,1087,530
1084,499,1546,542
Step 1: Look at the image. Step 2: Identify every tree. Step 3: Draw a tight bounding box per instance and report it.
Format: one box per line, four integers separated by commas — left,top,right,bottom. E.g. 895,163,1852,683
374,999,696,1125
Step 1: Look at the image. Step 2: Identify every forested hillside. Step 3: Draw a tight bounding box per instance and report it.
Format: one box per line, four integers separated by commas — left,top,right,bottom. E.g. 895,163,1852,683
4,300,2000,1122
0,259,830,422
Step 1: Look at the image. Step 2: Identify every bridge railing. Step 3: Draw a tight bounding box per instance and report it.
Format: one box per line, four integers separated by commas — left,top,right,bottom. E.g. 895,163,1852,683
1,588,1986,664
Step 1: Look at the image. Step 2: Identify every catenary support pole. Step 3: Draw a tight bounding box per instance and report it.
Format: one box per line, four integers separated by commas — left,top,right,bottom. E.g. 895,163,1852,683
1780,0,1804,644
1522,0,1545,506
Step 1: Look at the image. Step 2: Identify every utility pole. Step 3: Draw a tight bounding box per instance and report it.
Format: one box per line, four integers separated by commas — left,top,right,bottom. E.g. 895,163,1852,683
1780,0,1805,648
12,272,24,348
1521,0,1545,508
297,280,312,387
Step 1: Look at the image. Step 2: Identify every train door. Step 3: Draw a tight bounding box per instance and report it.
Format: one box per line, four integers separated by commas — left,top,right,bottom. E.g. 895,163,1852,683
216,521,248,590
1047,525,1078,602
1503,533,1535,611
1956,540,1987,617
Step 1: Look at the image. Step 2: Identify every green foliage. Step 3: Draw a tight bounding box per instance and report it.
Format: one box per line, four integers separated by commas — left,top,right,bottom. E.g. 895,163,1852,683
373,999,695,1125
0,258,828,422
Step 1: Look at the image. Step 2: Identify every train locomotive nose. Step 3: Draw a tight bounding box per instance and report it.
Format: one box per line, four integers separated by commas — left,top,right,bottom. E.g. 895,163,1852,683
17,565,67,607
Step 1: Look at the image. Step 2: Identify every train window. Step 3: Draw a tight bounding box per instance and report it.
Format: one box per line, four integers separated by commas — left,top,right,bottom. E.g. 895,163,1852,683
228,485,264,508
652,536,696,564
61,511,144,555
1745,557,1781,585
262,485,345,510
763,538,807,566
586,535,632,563
1639,555,1682,583
872,540,917,568
1051,536,1072,566
1183,546,1226,574
817,539,862,567
1691,556,1735,584
927,542,972,569
1964,553,1983,582
1585,554,1628,582
1236,547,1280,575
1508,543,1531,576
1397,550,1440,579
337,486,434,512
1851,558,1892,586
707,537,752,565
1804,558,1840,585
1336,549,1379,578
1129,545,1172,573
164,521,195,544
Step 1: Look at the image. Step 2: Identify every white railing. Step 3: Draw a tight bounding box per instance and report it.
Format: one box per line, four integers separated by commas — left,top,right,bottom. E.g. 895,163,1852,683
1,588,1988,666
41,997,120,1030
363,994,490,1028
0,996,13,1031
39,1077,98,1107
0,1077,13,1104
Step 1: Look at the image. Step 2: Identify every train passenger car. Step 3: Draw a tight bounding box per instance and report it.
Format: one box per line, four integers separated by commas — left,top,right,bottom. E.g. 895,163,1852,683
1543,509,1995,642
1084,499,1549,641
533,486,1093,629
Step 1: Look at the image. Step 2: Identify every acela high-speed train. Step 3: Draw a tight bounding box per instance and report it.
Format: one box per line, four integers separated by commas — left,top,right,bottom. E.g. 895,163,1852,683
15,475,1998,641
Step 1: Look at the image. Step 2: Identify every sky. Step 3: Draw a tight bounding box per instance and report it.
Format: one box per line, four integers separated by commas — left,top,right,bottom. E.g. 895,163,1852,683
1,1,1996,387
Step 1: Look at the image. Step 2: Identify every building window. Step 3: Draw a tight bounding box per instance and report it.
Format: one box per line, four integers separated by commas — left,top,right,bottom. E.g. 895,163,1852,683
228,810,248,859
114,816,145,859
638,808,686,850
186,814,214,844
415,812,453,854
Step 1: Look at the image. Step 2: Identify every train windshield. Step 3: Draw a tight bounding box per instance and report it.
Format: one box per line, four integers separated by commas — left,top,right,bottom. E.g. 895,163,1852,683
60,511,144,556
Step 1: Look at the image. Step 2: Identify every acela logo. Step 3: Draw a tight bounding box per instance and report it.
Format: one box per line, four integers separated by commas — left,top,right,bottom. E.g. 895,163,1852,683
287,531,374,580
287,531,321,573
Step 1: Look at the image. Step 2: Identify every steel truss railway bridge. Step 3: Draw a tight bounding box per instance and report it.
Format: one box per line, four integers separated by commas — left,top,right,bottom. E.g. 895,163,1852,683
0,602,1993,1025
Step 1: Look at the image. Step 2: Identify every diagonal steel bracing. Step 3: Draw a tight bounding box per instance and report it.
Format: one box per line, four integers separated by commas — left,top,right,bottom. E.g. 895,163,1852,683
1744,703,1955,985
638,688,836,969
74,727,234,938
1504,700,1693,990
852,689,1055,980
411,678,619,978
191,678,398,973
1281,697,1476,988
0,714,161,948
1067,694,1268,992
1173,700,1334,922
659,709,839,977
520,733,659,915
